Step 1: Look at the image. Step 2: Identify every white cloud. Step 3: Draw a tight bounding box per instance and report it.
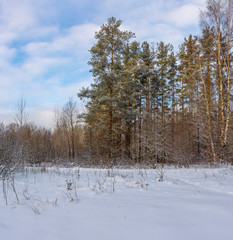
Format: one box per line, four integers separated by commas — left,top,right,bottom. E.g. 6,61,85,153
24,78,92,128
166,4,201,28
0,31,17,44
22,57,69,75
0,45,16,63
0,0,37,33
29,108,55,128
22,23,98,60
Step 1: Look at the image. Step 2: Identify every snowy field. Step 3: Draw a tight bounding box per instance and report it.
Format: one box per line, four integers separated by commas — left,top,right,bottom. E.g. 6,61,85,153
1,166,233,240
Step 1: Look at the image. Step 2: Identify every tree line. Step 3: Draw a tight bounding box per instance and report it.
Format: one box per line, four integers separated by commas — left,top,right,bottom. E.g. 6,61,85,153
1,0,232,170
0,97,84,174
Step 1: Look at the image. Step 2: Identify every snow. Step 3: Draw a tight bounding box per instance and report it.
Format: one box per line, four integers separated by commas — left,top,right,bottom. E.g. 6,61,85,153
0,167,233,240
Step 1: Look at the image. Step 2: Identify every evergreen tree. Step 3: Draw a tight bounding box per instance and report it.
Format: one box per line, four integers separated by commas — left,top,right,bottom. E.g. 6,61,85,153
155,41,174,166
197,26,216,162
177,35,199,165
139,41,156,163
122,41,142,161
79,17,134,165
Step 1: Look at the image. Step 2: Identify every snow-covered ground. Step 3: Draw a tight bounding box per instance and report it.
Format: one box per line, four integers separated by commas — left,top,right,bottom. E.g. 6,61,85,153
0,166,233,240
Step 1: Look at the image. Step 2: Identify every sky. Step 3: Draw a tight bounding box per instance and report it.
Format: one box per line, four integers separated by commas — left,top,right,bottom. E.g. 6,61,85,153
0,0,206,128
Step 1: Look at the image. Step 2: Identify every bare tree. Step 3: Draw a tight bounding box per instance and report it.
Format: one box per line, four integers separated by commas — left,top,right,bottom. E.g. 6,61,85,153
62,98,79,159
53,98,80,160
15,93,28,127
0,123,27,204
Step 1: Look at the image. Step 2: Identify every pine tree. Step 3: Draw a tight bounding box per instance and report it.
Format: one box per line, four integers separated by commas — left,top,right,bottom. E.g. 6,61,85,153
177,35,199,165
122,41,142,161
138,41,156,163
79,17,134,165
167,50,178,163
197,26,216,163
155,41,174,166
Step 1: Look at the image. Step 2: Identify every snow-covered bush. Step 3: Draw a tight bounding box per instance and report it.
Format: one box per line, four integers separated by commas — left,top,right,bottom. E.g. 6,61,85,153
0,124,26,179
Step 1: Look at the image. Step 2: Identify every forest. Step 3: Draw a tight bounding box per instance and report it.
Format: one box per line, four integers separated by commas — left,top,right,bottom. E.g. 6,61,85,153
1,0,233,173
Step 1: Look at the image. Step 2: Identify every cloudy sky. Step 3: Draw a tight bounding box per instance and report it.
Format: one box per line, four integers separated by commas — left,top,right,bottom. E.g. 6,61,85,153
0,0,206,128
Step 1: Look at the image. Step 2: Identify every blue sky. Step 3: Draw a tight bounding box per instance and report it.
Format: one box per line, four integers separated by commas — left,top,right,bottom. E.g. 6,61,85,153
0,0,205,127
